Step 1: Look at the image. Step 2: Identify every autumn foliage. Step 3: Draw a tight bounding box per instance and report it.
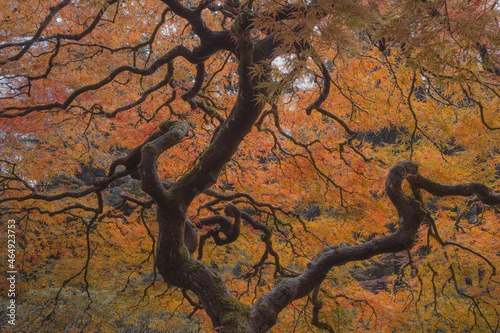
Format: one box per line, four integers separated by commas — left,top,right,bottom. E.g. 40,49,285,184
1,0,500,332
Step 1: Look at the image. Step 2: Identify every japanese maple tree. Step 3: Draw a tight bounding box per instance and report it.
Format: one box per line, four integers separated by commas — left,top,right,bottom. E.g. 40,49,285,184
1,0,500,332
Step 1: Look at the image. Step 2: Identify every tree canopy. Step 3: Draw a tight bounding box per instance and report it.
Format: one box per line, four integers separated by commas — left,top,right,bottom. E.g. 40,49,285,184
1,0,500,332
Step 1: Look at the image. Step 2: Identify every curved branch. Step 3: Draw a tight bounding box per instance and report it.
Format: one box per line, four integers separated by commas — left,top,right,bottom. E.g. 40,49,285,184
158,0,213,40
408,174,500,205
109,62,175,117
311,285,335,333
138,120,189,205
27,38,62,81
0,0,119,56
459,83,500,131
106,124,171,178
248,161,500,332
477,43,500,76
0,0,71,65
188,99,226,124
306,62,331,115
197,203,241,259
182,63,205,101
115,6,170,54
241,212,283,278
0,167,131,204
1,46,205,118
167,15,263,205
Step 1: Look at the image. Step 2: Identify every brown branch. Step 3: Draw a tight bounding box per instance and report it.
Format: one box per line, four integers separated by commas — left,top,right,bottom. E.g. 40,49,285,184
306,62,331,115
443,241,496,277
477,43,500,76
407,174,500,206
241,212,283,278
119,194,154,208
115,7,170,54
311,285,335,333
316,107,357,137
0,0,71,65
182,63,206,102
1,184,96,204
1,46,206,118
0,0,119,55
459,83,500,131
449,265,497,332
27,38,62,81
247,160,500,332
109,62,175,117
158,0,216,41
139,120,189,204
197,203,241,259
14,203,100,216
199,186,308,233
188,99,226,124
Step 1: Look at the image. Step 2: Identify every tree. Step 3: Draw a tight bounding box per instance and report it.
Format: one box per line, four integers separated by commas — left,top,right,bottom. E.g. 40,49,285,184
1,0,500,332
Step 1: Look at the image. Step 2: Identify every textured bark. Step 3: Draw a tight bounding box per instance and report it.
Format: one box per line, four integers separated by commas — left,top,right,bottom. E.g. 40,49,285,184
138,117,500,333
135,15,266,330
245,161,424,331
130,6,500,330
2,1,499,332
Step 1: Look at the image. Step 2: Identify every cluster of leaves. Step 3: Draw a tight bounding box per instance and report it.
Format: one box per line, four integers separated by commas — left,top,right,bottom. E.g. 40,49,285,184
1,0,500,332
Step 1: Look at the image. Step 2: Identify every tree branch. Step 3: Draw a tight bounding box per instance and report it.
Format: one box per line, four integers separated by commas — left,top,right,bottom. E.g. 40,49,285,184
1,46,200,118
0,0,72,65
138,120,189,205
248,161,499,332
